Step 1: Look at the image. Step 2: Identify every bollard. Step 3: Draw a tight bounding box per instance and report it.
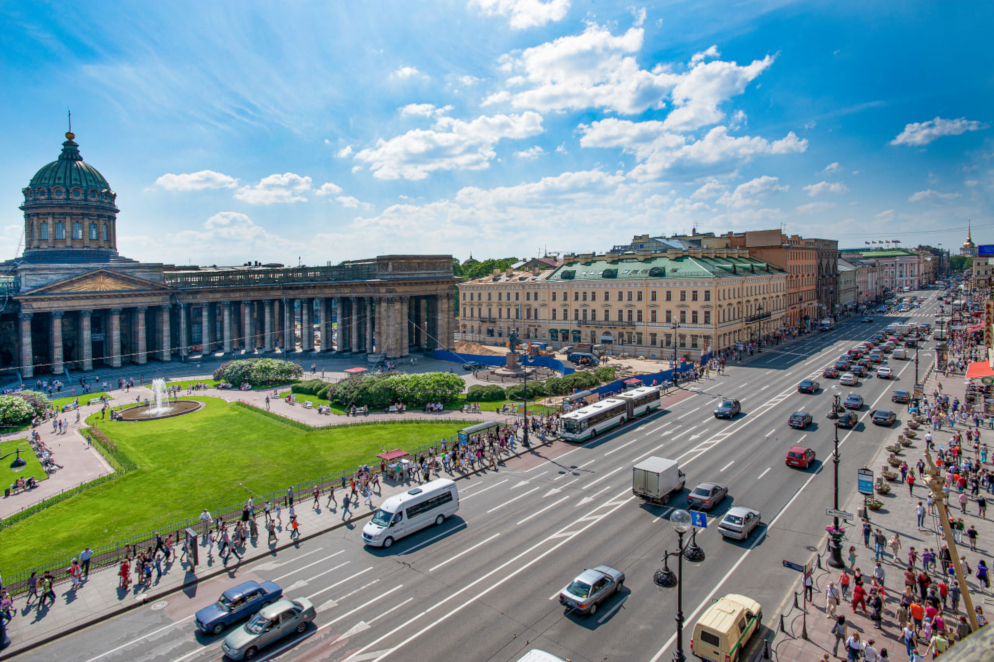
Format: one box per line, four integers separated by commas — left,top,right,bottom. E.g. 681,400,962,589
817,553,823,570
793,592,799,609
764,639,771,659
779,614,785,633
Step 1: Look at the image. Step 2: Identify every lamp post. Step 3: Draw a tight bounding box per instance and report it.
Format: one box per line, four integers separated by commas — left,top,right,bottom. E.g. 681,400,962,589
827,384,845,568
653,509,703,662
522,355,531,447
0,448,27,472
671,322,680,369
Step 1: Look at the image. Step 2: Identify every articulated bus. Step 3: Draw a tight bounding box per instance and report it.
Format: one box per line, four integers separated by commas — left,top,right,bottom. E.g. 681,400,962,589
560,386,662,441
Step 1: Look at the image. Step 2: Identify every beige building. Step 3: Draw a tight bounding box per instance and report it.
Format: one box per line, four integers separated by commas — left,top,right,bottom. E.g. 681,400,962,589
457,246,788,360
837,259,858,311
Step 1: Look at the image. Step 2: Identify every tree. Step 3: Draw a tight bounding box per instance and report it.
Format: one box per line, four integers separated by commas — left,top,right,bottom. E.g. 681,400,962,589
950,255,972,272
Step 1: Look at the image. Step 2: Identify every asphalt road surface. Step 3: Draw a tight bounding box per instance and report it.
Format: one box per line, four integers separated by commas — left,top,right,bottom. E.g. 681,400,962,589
13,291,943,662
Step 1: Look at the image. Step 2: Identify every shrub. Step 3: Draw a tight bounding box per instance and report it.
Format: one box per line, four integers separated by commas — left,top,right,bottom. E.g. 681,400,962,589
544,377,567,396
12,390,51,418
563,371,599,391
214,359,303,386
0,395,35,426
291,379,327,395
505,381,546,401
316,384,333,401
595,366,617,383
466,384,506,402
333,372,465,407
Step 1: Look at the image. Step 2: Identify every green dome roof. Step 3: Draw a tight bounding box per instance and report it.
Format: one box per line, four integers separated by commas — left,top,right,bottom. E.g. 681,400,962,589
28,133,111,192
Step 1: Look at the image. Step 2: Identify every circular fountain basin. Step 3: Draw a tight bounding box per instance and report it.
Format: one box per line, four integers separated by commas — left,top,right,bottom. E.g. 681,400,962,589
119,400,204,422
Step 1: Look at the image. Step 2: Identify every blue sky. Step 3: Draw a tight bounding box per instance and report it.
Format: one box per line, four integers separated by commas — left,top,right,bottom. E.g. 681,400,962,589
1,0,991,266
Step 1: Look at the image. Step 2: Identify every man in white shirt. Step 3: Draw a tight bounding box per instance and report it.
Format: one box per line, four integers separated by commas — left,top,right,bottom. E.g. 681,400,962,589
199,508,212,542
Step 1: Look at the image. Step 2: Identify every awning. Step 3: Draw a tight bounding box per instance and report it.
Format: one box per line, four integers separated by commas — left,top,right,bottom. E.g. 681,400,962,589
967,323,984,333
344,367,368,374
377,449,409,461
623,378,644,386
965,362,994,380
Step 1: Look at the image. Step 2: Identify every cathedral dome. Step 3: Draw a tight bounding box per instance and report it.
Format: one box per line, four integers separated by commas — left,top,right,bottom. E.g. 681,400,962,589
21,132,118,212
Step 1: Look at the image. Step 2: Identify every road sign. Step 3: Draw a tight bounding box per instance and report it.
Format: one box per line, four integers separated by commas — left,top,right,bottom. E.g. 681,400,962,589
827,508,854,522
691,511,707,528
782,560,805,572
857,468,874,496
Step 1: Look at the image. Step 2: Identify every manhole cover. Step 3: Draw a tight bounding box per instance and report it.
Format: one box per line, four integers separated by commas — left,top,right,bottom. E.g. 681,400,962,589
150,600,168,611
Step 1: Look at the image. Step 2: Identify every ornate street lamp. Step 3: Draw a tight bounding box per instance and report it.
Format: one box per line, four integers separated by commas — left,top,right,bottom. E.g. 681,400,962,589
653,509,704,662
827,384,845,568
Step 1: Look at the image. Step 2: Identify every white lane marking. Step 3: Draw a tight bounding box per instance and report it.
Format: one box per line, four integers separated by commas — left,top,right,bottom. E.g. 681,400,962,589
459,479,508,501
550,585,569,600
765,428,776,438
303,561,350,584
273,550,345,581
306,568,374,600
598,594,629,623
322,586,405,626
640,442,666,459
797,434,807,443
366,597,414,626
83,615,196,662
558,477,580,489
254,548,325,571
524,423,627,472
603,437,643,456
671,425,698,441
331,578,381,604
740,382,749,388
678,405,703,419
583,466,624,489
757,467,771,480
760,385,770,391
487,486,541,513
651,506,675,523
429,533,501,572
645,422,672,436
518,495,571,525
719,461,734,472
700,384,719,393
400,522,468,554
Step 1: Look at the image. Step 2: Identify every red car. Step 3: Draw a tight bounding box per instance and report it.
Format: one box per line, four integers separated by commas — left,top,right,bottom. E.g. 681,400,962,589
823,366,839,378
786,445,816,469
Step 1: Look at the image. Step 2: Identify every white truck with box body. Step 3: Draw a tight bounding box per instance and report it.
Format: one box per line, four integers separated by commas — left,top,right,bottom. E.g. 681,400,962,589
632,457,686,505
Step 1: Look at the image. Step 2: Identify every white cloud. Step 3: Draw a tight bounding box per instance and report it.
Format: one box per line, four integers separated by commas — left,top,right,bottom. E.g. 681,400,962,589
354,111,544,180
629,6,646,27
336,145,353,158
459,75,481,86
336,196,361,208
965,180,979,187
690,45,720,64
716,175,787,208
155,170,238,191
802,181,849,196
580,120,807,180
515,145,545,159
908,189,961,203
663,54,773,132
315,182,343,196
691,179,726,200
796,201,836,213
400,103,453,117
454,169,625,207
233,173,312,204
392,66,428,80
821,162,841,174
472,0,570,29
874,210,894,221
555,142,568,153
890,117,986,147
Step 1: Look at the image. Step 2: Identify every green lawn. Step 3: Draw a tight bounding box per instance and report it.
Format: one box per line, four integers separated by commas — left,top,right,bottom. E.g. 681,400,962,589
277,392,348,414
167,378,223,390
0,398,467,576
445,394,558,416
51,391,112,410
0,439,48,486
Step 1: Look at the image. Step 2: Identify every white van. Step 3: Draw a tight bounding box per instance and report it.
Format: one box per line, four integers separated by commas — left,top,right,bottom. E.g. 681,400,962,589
362,479,459,548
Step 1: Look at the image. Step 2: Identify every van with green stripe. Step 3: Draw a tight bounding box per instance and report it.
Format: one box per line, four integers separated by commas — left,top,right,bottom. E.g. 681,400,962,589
690,594,762,662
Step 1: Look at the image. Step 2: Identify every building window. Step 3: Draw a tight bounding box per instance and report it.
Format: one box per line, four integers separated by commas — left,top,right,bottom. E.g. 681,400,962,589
637,310,643,322
704,311,711,324
515,308,520,319
582,292,587,302
552,291,557,302
692,311,699,324
89,223,98,240
498,292,502,301
617,310,624,322
626,291,632,301
56,222,65,240
590,309,597,321
636,291,643,302
679,310,687,323
515,292,519,301
665,310,672,323
691,335,699,349
498,309,502,318
650,333,657,346
679,334,686,348
488,293,492,301
627,310,633,322
664,334,672,347
72,222,82,239
666,290,672,302
680,290,687,302
636,332,643,345
704,290,711,302
692,290,698,302
574,309,579,320
591,291,596,302
651,310,657,323
574,292,579,301
40,222,48,240
552,310,557,321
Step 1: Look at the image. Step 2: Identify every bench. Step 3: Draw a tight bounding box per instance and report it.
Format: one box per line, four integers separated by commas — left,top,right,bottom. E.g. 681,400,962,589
303,401,313,409
89,398,104,405
388,405,398,413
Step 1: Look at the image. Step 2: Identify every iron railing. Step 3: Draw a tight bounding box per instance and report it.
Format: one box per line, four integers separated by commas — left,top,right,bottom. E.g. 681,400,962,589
164,263,377,289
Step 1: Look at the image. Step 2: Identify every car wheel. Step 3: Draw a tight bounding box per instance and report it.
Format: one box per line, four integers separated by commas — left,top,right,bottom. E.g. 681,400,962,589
260,601,271,610
588,602,598,616
435,514,445,526
382,536,394,548
296,621,307,633
211,622,225,636
615,580,624,594
244,646,259,660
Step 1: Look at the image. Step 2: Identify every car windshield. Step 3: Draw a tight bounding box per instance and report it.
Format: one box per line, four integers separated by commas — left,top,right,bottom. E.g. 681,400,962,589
720,400,734,408
800,381,812,387
790,414,805,421
724,514,744,525
216,594,234,612
371,509,394,527
692,487,711,497
245,612,272,635
876,411,892,418
566,580,592,599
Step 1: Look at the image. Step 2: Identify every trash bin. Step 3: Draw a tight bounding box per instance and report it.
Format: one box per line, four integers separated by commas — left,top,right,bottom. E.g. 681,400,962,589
4,488,9,498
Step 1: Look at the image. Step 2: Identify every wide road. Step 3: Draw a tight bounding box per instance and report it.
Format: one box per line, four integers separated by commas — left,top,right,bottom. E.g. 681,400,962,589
14,291,943,662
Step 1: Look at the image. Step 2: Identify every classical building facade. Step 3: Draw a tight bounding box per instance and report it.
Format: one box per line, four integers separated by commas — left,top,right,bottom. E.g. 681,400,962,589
837,259,857,311
813,238,840,316
1,131,457,381
457,247,788,359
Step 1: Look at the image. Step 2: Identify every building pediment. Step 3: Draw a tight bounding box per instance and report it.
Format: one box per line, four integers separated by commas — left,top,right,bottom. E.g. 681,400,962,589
24,269,172,296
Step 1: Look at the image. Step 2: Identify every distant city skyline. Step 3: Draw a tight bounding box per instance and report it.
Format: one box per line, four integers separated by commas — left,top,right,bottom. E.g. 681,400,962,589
0,0,990,266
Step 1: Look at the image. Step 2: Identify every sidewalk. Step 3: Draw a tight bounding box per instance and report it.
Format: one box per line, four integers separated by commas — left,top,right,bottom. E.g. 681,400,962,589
770,384,994,660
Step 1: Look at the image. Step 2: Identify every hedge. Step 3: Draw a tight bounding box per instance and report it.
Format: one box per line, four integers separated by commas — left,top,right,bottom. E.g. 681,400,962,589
213,358,303,387
466,384,506,402
595,366,617,383
330,372,465,408
291,379,328,396
505,381,547,400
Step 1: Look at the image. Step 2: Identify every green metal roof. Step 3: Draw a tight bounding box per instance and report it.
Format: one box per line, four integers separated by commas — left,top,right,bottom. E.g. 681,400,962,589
28,135,112,192
547,254,784,282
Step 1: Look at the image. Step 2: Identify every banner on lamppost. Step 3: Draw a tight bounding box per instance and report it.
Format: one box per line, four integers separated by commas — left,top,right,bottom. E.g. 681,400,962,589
857,468,874,496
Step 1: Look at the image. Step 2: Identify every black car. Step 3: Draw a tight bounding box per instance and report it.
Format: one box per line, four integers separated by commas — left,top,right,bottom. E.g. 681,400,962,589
823,366,839,378
463,362,485,371
788,412,813,429
892,390,911,404
871,410,897,426
862,317,874,323
836,411,858,428
844,394,864,410
798,380,820,394
834,361,850,371
851,365,867,377
714,399,741,419
905,339,917,348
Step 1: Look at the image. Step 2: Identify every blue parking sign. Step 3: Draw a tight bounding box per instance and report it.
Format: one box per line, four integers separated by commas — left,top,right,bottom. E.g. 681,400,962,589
691,511,707,528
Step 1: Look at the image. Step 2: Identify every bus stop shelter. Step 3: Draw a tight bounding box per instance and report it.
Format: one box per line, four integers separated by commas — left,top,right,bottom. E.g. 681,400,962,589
458,421,499,444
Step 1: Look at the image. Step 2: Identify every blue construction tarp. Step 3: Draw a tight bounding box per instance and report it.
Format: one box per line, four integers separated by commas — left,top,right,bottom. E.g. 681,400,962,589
433,350,575,376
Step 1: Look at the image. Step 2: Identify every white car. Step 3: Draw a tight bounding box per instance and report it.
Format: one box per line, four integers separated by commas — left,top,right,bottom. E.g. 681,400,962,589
718,507,762,541
839,373,858,386
892,348,908,360
877,366,893,379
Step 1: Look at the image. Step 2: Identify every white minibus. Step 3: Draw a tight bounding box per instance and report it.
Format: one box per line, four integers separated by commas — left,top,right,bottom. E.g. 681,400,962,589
362,479,459,548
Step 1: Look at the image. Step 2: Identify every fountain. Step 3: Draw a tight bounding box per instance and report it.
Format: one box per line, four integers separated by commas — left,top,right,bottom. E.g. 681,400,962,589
119,378,203,421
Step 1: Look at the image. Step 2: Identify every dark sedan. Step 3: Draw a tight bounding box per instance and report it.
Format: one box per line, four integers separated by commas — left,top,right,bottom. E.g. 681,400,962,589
871,410,897,426
862,317,874,323
836,410,859,428
798,380,820,394
714,399,741,419
788,412,813,429
823,367,839,378
196,581,284,635
892,390,911,404
843,394,864,410
687,482,728,511
851,365,867,377
834,361,851,371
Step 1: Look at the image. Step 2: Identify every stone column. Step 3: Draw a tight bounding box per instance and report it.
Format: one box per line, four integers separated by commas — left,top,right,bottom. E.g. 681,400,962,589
284,298,295,352
425,296,438,351
19,313,34,378
178,304,189,358
412,296,423,348
380,297,394,357
300,298,313,351
222,302,233,354
243,301,254,353
399,296,410,357
136,306,148,365
110,308,122,367
337,297,349,352
80,310,93,372
160,304,171,362
316,298,328,352
348,297,359,353
203,303,215,354
366,298,375,353
264,300,274,351
50,311,64,375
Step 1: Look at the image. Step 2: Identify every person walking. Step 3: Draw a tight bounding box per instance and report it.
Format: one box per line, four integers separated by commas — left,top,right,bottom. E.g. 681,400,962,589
313,486,320,510
863,519,872,547
803,569,814,602
917,501,926,529
267,519,278,545
890,532,903,561
287,486,294,507
199,508,213,543
364,486,374,509
826,581,840,618
845,630,863,661
908,472,916,496
342,494,352,521
25,571,38,606
79,546,92,580
327,484,337,509
831,616,848,658
67,558,82,592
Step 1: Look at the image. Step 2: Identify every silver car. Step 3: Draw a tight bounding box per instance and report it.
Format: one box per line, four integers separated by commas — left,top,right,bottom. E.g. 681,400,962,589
687,482,728,511
221,598,315,660
717,507,761,541
559,565,625,616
